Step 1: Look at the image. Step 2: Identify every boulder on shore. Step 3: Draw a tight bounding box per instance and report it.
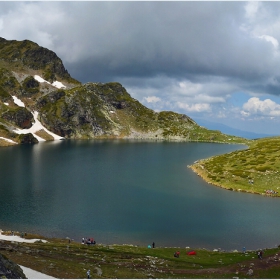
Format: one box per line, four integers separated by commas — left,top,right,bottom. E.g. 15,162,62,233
0,253,26,279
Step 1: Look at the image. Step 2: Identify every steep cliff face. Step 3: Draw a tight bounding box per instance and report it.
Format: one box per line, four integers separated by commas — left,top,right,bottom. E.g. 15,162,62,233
0,37,244,145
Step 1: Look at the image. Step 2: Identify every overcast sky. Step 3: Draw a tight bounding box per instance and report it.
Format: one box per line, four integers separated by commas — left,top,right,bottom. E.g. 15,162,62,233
1,1,280,134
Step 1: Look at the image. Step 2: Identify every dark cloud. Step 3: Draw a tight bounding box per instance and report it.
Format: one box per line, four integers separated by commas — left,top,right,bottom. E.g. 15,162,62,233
50,2,279,90
2,1,280,133
1,2,279,86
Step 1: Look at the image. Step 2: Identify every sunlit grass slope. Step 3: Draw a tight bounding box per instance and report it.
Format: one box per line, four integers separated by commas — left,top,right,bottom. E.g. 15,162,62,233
190,136,280,196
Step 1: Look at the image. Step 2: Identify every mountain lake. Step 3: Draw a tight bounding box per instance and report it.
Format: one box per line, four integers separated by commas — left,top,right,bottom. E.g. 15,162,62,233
0,140,279,251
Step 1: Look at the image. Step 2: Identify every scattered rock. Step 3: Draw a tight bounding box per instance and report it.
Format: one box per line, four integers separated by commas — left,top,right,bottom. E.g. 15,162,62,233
247,268,253,276
95,266,102,277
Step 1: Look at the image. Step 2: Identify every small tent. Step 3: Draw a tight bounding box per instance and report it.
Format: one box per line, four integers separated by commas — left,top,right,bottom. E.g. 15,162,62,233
187,250,196,255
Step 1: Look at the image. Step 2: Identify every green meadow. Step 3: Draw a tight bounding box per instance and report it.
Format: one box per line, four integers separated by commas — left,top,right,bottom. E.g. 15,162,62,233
1,231,280,278
191,136,280,197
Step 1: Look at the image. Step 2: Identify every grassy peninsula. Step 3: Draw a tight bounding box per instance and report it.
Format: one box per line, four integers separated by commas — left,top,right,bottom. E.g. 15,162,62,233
1,231,280,279
190,136,280,197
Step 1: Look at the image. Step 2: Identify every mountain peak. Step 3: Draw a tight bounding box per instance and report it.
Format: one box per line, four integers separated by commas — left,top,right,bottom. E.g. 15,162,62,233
0,37,79,84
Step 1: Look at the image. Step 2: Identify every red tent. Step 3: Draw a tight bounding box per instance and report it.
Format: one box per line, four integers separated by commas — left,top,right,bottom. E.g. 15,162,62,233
187,250,196,255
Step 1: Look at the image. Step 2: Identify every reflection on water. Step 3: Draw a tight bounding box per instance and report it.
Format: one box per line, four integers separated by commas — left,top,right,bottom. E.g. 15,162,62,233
0,140,279,250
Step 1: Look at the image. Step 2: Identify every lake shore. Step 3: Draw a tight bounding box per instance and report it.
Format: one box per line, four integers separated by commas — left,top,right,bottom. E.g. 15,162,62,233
1,229,280,279
189,163,279,197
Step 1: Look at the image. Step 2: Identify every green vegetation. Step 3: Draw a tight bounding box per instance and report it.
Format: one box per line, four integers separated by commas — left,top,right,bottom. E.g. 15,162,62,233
21,76,40,95
1,231,280,279
191,136,280,196
35,129,54,141
0,85,11,102
0,67,21,94
42,67,56,83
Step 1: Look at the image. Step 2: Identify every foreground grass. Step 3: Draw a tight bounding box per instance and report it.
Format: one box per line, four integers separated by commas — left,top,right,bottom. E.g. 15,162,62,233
1,232,280,279
190,136,280,196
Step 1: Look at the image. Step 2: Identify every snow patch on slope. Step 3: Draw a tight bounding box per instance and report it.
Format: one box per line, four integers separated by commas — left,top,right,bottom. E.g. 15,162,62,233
12,97,64,142
52,81,66,89
34,75,66,89
20,266,56,279
0,230,47,243
0,137,17,144
12,96,25,107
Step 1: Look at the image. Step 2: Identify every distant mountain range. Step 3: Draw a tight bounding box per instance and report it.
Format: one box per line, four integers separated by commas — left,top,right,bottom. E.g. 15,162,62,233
195,119,277,139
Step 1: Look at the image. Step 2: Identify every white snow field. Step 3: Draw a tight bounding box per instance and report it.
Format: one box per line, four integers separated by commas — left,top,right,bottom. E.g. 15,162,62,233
34,75,66,89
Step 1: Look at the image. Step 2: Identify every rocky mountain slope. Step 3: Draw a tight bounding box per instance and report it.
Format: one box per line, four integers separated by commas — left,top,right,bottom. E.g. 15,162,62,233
0,37,245,146
0,253,26,278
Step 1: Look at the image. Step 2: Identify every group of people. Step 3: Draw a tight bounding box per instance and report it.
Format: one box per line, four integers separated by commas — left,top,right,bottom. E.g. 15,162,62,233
82,237,96,245
265,189,278,195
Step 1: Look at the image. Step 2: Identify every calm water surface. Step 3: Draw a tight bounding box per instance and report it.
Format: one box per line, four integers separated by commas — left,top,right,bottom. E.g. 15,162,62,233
0,140,279,250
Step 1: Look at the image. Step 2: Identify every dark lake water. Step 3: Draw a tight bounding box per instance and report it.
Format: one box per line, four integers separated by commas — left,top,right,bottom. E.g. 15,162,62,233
0,140,279,251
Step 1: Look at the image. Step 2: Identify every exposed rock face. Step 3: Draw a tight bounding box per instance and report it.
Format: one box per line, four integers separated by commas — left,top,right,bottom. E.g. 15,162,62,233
0,253,26,279
2,107,34,129
18,133,39,144
21,76,39,96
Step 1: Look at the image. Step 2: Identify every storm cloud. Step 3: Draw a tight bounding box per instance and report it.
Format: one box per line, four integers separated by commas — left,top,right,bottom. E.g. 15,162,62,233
1,1,280,133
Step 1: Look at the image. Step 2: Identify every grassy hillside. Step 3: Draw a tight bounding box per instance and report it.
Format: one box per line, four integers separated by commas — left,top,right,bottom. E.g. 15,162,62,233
190,136,280,196
35,81,248,142
1,231,280,279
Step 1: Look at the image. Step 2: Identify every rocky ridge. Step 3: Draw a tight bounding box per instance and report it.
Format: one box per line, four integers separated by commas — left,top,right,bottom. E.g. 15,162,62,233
0,38,245,146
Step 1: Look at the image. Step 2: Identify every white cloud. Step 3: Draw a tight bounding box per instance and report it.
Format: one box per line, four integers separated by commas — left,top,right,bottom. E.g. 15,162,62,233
177,81,203,96
144,96,161,103
244,1,260,21
258,35,279,49
177,102,211,113
242,97,280,117
0,2,65,50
